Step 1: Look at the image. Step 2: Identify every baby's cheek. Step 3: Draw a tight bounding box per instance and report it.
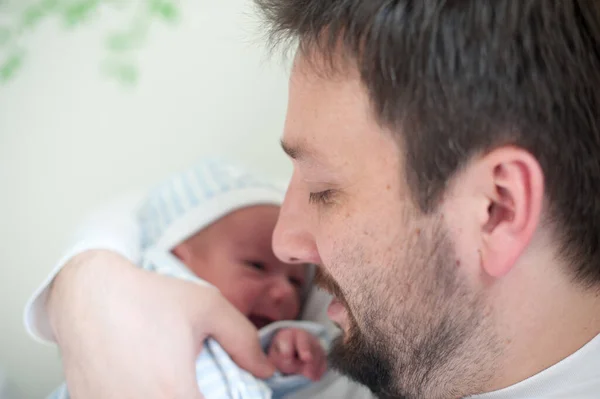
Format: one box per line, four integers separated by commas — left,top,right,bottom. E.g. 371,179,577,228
284,296,302,320
223,283,262,316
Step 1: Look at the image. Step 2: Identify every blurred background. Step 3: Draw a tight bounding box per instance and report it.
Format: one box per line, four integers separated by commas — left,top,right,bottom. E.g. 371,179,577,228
0,0,292,397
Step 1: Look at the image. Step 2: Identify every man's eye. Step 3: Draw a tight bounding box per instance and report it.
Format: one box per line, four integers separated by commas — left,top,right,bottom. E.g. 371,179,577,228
247,262,266,271
309,190,334,205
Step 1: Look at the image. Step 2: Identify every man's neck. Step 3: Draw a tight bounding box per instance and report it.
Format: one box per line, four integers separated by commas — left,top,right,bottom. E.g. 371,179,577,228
488,260,600,392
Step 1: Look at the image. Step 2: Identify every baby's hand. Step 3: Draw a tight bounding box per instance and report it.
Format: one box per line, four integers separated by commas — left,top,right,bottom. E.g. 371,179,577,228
267,328,328,381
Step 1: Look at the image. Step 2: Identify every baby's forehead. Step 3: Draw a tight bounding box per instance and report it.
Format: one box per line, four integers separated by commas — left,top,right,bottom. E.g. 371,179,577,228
182,203,275,237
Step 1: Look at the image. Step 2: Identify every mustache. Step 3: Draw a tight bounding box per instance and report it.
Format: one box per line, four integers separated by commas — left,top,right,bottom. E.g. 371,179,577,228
314,266,347,303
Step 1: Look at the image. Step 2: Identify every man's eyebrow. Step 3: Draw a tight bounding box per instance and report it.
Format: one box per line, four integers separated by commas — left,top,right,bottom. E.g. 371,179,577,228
280,139,313,161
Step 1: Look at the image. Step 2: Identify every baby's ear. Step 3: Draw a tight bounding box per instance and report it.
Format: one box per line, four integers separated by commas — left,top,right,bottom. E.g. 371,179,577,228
171,243,193,263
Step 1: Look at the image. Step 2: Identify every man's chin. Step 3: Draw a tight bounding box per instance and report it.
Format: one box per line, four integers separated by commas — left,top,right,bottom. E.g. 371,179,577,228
329,330,401,398
327,323,396,398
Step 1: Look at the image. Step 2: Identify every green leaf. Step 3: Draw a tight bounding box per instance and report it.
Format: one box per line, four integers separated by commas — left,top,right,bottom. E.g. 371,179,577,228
0,27,11,47
106,32,139,52
41,0,60,12
104,61,138,85
150,0,178,23
114,65,138,85
64,0,99,27
0,52,23,83
22,5,47,29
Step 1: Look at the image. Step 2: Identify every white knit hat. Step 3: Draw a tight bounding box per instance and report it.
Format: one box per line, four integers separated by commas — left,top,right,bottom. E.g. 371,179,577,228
138,158,286,251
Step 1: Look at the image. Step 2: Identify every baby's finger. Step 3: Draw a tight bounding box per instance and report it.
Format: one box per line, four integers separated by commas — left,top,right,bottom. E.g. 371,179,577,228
267,349,284,369
294,331,314,362
313,347,328,380
304,337,328,381
272,329,295,357
271,351,304,375
304,353,325,381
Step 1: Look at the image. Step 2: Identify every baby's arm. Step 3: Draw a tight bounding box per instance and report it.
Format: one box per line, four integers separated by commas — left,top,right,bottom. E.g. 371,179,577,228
267,328,328,381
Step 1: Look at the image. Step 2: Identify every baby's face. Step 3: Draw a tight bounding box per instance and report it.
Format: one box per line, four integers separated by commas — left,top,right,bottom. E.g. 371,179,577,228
173,205,309,329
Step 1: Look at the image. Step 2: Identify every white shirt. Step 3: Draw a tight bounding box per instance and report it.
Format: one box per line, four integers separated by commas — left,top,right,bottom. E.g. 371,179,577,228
24,192,600,399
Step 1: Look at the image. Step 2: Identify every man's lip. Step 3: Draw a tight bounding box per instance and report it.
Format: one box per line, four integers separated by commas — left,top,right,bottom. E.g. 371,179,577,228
327,297,346,323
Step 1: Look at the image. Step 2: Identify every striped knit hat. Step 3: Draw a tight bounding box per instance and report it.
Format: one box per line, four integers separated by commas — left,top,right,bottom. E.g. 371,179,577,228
138,157,286,251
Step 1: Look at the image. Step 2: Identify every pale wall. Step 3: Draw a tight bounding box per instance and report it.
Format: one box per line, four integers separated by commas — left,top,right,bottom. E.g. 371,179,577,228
0,1,291,397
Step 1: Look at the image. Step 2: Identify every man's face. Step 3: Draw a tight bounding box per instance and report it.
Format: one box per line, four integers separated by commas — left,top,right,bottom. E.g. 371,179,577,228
273,54,499,398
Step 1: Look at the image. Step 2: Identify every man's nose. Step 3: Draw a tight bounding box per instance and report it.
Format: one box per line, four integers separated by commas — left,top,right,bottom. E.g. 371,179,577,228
273,173,321,265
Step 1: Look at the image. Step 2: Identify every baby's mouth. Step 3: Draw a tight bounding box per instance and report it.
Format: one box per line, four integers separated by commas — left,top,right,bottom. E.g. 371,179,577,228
248,314,274,329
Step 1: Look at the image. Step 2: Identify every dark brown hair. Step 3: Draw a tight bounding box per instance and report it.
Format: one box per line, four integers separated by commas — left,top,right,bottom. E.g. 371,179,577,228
254,0,600,286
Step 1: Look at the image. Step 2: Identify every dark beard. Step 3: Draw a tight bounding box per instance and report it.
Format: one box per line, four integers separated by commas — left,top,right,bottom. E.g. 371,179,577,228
315,267,402,398
313,219,498,399
329,326,400,399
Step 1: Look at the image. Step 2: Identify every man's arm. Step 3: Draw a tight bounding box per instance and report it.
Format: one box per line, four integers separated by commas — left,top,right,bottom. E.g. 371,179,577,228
46,248,274,399
24,188,274,399
23,190,145,343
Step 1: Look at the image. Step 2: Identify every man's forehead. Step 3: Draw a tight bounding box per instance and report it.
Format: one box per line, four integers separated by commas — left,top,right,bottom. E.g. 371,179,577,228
284,66,377,171
280,135,346,172
280,138,318,162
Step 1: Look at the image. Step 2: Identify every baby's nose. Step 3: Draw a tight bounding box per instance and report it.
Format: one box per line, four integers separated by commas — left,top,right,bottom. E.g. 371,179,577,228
266,278,299,319
269,278,295,301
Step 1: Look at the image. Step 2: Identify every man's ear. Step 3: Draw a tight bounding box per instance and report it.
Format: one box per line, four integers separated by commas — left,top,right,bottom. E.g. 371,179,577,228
477,147,545,278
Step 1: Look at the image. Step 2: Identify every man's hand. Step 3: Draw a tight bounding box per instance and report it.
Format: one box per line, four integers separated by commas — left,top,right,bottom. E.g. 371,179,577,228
48,250,275,399
267,328,328,381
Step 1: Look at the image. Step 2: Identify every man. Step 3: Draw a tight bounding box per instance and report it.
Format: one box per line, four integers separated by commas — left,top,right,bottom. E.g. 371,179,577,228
26,1,600,398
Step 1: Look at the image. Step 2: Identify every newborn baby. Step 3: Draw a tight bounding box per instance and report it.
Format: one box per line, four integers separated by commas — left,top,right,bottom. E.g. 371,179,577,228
49,159,330,399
